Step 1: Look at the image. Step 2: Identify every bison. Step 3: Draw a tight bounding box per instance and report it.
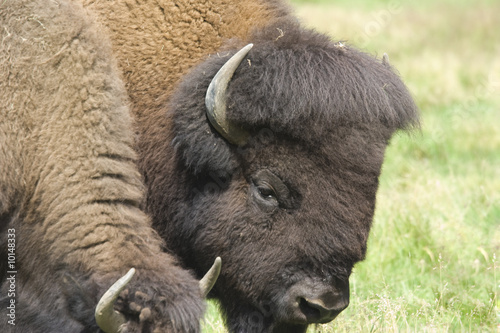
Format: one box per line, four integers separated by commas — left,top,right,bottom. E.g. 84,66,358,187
151,33,419,333
77,0,419,332
0,0,219,332
1,0,419,331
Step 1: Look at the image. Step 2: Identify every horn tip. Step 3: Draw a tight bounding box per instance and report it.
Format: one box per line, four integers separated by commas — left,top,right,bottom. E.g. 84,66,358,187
212,257,222,275
124,268,136,280
213,257,222,273
382,53,390,65
199,257,222,297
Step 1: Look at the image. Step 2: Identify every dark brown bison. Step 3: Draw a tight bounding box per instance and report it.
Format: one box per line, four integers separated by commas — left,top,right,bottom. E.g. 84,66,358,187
0,0,219,332
148,29,418,333
78,1,419,333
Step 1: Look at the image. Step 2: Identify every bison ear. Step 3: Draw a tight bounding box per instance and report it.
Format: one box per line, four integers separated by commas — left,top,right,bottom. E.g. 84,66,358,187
170,53,243,175
172,120,239,175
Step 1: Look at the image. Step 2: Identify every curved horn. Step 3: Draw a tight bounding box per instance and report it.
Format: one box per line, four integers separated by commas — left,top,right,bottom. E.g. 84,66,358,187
382,53,390,66
205,44,253,146
95,268,136,333
199,257,222,297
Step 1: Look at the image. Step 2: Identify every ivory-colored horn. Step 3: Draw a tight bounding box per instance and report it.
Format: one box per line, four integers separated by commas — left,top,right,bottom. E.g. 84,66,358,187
205,44,253,145
199,257,222,297
95,268,135,333
382,53,390,66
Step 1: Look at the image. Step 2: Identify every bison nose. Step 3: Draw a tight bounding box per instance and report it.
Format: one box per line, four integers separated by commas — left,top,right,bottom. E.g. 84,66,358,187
286,279,349,324
298,290,349,323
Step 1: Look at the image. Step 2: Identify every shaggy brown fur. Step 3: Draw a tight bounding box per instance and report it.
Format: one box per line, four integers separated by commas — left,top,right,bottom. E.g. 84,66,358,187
81,0,293,126
0,0,203,331
24,1,417,332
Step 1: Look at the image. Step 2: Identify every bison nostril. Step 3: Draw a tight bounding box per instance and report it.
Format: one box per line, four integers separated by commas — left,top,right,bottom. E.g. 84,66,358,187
298,298,321,319
297,292,349,324
286,279,350,324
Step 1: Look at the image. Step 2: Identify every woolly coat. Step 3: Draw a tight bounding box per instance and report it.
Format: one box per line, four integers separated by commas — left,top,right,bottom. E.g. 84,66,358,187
0,0,203,331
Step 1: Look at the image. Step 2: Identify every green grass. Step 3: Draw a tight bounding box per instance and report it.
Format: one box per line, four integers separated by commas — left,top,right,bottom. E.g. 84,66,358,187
203,0,500,331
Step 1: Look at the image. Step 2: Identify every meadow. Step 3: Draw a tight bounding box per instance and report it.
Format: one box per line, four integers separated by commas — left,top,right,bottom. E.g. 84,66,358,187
203,0,500,331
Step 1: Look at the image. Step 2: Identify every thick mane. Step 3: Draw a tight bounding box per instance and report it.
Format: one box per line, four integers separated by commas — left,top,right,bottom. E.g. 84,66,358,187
228,20,420,140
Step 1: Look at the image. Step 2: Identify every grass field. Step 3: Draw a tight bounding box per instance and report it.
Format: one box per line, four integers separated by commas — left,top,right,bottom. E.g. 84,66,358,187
203,0,500,331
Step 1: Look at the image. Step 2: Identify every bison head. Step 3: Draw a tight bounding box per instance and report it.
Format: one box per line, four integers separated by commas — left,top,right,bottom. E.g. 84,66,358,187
144,21,418,333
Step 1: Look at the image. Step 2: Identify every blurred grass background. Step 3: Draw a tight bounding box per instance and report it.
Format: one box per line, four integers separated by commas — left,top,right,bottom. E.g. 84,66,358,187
203,0,500,331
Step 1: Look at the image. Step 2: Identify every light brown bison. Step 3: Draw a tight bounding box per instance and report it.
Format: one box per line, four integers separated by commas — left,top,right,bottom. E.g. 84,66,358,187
0,0,219,332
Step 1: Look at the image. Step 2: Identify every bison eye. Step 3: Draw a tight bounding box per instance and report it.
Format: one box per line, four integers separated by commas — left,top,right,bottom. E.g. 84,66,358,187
250,170,290,213
252,182,278,213
257,184,277,201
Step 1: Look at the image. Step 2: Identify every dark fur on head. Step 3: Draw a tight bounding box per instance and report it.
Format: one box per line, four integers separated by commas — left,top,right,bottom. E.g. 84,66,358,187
159,17,420,332
172,19,419,175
